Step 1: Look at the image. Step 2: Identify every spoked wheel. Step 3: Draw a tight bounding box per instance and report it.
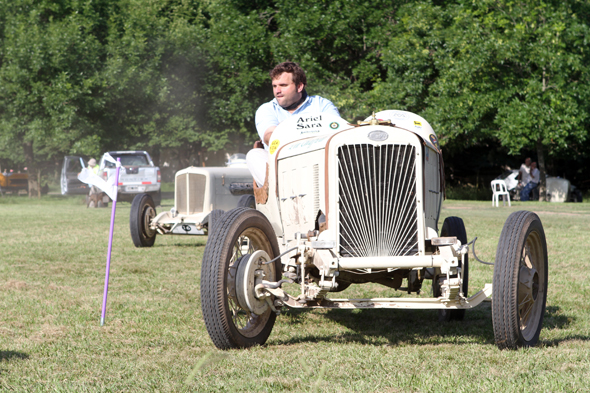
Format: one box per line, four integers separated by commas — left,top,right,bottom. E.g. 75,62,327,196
493,211,547,349
433,216,469,322
200,208,280,349
130,193,157,247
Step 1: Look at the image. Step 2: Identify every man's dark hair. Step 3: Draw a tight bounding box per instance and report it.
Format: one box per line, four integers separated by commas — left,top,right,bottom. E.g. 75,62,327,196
270,62,307,87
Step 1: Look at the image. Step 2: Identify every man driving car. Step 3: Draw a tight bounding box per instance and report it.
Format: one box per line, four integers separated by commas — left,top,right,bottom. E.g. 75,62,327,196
246,62,340,186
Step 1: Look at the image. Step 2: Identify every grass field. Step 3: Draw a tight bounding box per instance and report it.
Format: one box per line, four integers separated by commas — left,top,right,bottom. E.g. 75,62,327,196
1,195,589,392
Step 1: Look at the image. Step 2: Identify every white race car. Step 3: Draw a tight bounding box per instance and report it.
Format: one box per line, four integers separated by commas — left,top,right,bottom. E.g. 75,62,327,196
129,166,256,247
199,110,549,351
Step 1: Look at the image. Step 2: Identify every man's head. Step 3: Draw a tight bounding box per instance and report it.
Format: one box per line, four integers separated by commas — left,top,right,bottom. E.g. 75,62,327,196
525,157,531,166
88,158,97,167
270,62,307,109
531,162,537,170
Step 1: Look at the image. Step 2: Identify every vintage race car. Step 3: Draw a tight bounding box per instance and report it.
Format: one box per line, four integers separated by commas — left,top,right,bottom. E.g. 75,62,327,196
199,110,548,351
129,166,256,247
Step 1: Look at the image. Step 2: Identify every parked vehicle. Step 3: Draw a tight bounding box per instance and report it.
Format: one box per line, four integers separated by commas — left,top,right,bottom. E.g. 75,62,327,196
496,169,583,202
61,156,90,195
225,153,248,168
0,171,29,194
99,151,161,205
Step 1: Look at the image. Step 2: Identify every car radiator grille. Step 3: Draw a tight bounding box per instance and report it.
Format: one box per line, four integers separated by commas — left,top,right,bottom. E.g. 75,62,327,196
176,173,206,215
338,144,419,257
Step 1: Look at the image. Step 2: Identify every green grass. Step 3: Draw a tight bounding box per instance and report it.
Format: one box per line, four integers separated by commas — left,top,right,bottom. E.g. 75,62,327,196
1,195,589,391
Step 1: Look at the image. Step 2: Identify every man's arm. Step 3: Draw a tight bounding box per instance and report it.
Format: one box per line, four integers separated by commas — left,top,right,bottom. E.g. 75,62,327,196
263,126,276,146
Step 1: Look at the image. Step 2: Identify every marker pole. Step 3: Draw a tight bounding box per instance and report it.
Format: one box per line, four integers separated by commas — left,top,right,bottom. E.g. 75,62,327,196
100,158,121,326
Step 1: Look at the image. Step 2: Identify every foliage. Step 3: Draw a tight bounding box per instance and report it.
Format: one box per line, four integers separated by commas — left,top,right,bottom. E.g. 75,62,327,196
1,0,590,190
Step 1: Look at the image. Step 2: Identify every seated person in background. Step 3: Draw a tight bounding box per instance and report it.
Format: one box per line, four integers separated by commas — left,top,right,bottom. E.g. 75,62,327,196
518,157,531,186
525,161,540,201
520,159,538,201
246,61,340,187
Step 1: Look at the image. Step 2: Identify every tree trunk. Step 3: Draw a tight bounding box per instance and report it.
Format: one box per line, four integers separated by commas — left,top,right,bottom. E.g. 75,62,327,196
536,138,547,202
23,141,39,198
37,169,42,199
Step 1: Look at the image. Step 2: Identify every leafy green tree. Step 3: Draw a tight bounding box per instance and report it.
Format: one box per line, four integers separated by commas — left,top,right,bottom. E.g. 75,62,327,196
0,0,111,195
371,0,590,199
433,0,589,199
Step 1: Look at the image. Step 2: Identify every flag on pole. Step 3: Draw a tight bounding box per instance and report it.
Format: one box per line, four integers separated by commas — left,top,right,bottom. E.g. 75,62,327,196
77,154,122,326
77,153,121,201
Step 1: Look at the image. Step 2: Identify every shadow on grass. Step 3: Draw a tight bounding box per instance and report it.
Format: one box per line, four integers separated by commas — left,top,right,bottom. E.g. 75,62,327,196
0,351,29,361
276,306,496,346
543,305,573,329
157,241,207,248
274,304,583,347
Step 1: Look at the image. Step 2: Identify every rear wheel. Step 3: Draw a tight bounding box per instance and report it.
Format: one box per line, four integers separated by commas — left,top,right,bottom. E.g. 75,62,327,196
492,211,547,349
237,195,256,209
130,193,157,247
434,216,469,322
201,208,280,349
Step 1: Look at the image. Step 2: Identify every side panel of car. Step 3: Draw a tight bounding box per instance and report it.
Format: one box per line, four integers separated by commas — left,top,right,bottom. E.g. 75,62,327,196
211,172,257,212
277,150,324,241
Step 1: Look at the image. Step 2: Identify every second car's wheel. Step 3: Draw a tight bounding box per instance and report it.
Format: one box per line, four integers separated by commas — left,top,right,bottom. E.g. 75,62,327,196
237,195,256,209
434,216,469,322
492,211,548,350
200,208,281,349
130,193,157,247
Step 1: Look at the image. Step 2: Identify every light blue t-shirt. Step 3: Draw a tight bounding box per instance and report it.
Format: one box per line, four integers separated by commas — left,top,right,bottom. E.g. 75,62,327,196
255,95,340,148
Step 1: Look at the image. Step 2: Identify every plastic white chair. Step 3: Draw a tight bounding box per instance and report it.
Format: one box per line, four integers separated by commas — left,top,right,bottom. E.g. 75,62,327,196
491,180,511,207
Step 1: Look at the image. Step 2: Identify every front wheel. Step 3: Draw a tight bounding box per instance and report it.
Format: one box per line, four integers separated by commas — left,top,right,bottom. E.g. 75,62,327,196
130,193,157,247
200,208,280,349
492,211,548,349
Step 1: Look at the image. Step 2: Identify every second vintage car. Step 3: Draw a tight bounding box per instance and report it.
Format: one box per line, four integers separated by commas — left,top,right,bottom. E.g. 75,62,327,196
129,165,256,247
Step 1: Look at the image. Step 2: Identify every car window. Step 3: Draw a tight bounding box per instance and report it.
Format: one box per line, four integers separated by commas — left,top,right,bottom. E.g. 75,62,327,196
67,159,83,172
105,154,149,168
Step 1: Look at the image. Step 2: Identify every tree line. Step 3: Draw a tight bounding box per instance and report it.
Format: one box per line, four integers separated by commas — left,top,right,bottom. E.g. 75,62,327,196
1,0,589,197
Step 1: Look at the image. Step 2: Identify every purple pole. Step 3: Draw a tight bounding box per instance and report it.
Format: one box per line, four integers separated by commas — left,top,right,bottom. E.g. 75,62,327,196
100,158,121,326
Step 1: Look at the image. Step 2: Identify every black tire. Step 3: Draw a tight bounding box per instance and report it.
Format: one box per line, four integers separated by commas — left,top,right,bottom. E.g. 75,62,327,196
237,195,256,209
434,216,469,322
205,209,225,236
573,189,583,203
492,211,548,350
201,208,281,349
151,190,162,206
130,193,157,247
